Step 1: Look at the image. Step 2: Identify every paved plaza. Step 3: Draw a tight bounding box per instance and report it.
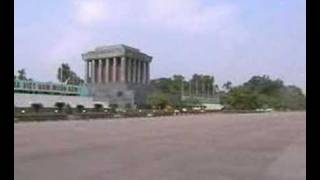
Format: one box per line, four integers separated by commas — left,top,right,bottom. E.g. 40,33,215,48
14,112,305,180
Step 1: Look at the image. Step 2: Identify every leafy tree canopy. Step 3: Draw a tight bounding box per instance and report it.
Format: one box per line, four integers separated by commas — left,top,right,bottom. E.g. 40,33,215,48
147,74,218,108
15,69,32,81
221,75,305,110
57,63,84,85
146,91,171,109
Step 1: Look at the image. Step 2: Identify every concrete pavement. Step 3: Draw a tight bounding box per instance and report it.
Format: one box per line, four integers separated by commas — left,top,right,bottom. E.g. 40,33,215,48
14,112,306,180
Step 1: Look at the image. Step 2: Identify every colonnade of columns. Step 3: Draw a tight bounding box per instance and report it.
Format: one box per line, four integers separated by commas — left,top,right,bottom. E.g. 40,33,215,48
85,57,150,84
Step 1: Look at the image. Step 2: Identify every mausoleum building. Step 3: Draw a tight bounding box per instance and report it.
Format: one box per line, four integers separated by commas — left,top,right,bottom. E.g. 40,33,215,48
82,44,153,107
14,44,153,108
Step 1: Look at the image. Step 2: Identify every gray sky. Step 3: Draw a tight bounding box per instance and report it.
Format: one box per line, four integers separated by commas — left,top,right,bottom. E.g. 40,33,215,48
14,0,306,91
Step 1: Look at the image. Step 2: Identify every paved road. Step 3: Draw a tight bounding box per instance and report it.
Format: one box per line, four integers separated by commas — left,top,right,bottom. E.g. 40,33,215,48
15,112,305,180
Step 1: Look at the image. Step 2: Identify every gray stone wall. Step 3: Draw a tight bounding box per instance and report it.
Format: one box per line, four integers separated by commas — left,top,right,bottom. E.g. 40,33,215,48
83,44,153,108
14,93,100,108
87,83,153,108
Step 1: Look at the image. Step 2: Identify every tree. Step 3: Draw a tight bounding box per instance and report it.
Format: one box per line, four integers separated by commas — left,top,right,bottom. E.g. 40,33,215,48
188,74,215,97
213,84,219,94
172,74,185,82
209,77,215,96
57,63,71,83
181,97,201,107
192,74,200,96
222,75,306,110
223,87,260,109
172,74,185,95
149,74,216,107
150,78,173,94
57,63,84,85
146,92,171,109
278,85,306,110
150,75,187,96
17,69,27,80
223,81,232,91
68,71,84,85
202,75,213,97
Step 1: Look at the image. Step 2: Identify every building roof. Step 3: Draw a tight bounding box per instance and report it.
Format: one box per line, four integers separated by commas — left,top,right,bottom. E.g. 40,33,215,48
82,44,152,62
95,44,140,52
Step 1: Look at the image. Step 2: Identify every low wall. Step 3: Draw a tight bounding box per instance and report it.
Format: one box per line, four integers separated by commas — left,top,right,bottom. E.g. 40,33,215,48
14,111,174,122
14,93,105,108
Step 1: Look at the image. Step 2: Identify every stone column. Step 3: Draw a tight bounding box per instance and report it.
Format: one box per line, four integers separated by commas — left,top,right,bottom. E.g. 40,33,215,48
141,61,144,84
120,57,126,82
112,57,117,82
91,60,96,84
139,61,143,83
85,60,89,83
125,58,129,82
132,59,136,83
136,59,141,84
142,61,147,84
146,62,150,84
127,58,132,83
101,59,105,83
131,58,135,83
97,59,102,83
139,60,142,83
105,58,109,83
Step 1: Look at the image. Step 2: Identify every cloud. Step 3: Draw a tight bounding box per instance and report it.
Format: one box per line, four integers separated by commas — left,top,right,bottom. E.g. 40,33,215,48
72,0,108,26
15,0,246,82
42,0,241,78
143,0,239,33
69,0,239,33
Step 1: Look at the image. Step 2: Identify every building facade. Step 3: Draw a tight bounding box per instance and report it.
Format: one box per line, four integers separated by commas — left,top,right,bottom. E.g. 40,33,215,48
82,44,153,107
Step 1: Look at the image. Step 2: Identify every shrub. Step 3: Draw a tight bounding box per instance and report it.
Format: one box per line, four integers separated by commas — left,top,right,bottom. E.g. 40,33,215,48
125,103,132,109
31,103,43,113
54,102,66,112
76,105,85,113
65,104,73,114
94,104,103,112
109,104,118,113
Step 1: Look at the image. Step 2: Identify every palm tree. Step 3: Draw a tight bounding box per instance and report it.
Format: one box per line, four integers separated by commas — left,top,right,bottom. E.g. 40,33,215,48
17,69,27,80
209,76,215,97
192,74,200,97
57,63,71,83
188,80,192,96
202,75,212,97
172,74,185,96
57,63,84,85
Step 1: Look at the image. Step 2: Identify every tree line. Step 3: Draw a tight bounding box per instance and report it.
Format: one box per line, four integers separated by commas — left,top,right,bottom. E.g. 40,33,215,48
146,74,305,111
220,75,306,110
14,66,305,111
14,69,32,81
15,63,84,85
57,63,84,85
146,74,219,109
